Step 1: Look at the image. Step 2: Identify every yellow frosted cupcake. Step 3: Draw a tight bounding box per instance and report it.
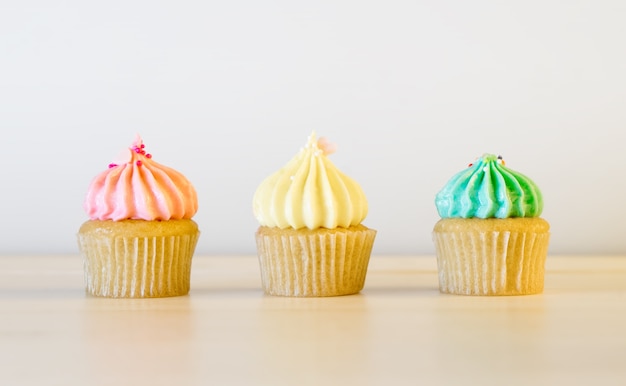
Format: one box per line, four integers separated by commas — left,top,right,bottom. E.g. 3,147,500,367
253,132,376,297
77,135,200,298
433,154,550,296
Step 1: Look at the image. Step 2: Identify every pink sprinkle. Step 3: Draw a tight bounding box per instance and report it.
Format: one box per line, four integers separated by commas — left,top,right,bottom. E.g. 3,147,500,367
136,160,142,166
134,147,141,153
108,163,117,168
146,153,152,159
317,137,337,155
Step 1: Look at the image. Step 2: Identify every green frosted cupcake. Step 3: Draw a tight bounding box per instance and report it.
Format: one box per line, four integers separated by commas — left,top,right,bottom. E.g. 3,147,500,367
433,154,550,296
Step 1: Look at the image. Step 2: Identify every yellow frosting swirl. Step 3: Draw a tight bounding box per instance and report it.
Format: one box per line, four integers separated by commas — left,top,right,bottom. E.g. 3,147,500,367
253,132,368,230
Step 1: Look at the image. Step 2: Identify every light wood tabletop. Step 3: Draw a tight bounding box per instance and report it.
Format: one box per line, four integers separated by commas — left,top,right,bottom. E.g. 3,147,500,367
1,255,625,386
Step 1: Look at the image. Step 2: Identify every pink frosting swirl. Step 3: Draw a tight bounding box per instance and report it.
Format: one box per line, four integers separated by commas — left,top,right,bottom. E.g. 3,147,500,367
84,136,198,221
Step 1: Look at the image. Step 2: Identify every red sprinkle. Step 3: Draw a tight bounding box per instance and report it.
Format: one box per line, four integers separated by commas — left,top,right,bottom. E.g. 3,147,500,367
136,160,142,166
146,153,152,159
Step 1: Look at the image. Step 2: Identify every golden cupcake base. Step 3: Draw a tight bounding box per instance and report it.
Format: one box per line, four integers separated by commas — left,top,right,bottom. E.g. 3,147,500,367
433,218,550,296
77,219,200,298
255,225,376,297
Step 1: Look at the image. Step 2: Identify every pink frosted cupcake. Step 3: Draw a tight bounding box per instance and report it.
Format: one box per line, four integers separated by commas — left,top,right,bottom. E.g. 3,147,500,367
77,135,200,298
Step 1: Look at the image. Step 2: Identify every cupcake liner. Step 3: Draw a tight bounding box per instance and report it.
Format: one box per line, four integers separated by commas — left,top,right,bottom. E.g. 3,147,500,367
433,218,550,296
255,226,376,297
77,220,199,298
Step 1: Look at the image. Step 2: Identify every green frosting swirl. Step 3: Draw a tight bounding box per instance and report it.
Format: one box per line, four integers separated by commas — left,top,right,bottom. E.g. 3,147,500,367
435,154,543,219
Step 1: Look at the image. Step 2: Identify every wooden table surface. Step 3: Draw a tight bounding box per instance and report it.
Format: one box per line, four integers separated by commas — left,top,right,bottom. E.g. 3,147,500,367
1,255,625,386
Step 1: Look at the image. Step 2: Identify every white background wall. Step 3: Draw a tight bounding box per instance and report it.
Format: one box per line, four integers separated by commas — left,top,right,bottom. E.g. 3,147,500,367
1,0,625,256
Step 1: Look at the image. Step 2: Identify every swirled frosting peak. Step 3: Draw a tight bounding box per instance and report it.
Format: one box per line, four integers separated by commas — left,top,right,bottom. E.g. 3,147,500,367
435,154,543,219
253,132,368,230
84,135,198,221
